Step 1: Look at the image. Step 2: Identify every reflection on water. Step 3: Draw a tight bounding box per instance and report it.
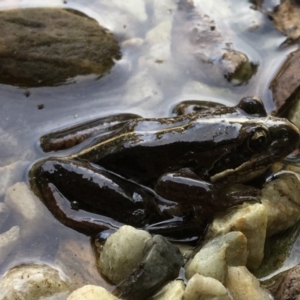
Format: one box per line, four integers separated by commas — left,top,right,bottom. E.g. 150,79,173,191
0,0,299,288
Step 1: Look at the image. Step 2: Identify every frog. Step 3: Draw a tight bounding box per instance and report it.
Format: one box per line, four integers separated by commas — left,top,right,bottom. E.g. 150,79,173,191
29,97,300,242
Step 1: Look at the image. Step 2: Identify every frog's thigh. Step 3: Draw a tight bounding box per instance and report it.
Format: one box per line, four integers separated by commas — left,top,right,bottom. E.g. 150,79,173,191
30,158,158,234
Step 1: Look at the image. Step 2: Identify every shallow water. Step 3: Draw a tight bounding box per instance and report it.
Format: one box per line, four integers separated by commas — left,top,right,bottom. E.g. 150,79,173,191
0,0,299,290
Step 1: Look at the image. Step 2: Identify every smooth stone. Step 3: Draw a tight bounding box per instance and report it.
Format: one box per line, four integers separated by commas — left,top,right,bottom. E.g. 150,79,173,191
0,202,10,230
0,264,70,299
0,226,19,264
0,8,120,87
206,203,267,269
0,161,28,197
226,266,271,300
261,173,300,236
185,231,248,283
114,235,183,300
4,182,52,240
67,285,119,300
99,225,152,284
183,273,230,300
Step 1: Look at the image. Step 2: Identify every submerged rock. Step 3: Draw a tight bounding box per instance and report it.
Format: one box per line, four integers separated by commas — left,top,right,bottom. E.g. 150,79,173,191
67,285,119,300
0,8,121,87
270,48,300,113
172,0,258,86
269,264,300,300
0,264,70,299
270,0,300,41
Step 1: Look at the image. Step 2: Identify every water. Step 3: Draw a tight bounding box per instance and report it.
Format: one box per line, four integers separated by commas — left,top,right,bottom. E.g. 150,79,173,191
0,0,298,291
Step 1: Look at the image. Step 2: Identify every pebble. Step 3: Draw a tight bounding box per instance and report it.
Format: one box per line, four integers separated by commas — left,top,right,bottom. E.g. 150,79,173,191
4,182,52,240
67,285,119,300
0,226,19,264
207,203,267,269
183,273,230,300
0,264,70,300
99,225,151,284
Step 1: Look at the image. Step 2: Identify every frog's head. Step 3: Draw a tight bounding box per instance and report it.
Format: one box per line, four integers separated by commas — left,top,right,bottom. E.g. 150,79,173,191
208,97,300,183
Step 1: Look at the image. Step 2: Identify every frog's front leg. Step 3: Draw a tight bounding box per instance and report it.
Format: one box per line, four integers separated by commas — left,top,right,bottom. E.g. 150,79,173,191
40,113,142,152
155,169,260,215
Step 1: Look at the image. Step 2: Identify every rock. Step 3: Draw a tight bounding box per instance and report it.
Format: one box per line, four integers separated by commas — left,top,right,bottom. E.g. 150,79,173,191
269,264,300,300
152,280,185,300
261,173,300,236
226,266,271,300
4,182,52,240
67,285,119,300
171,0,257,86
0,203,10,230
183,273,230,300
206,203,267,269
0,161,29,197
114,235,184,300
185,231,248,283
0,264,70,299
269,48,300,112
270,0,300,40
0,8,121,87
0,226,19,264
99,225,152,284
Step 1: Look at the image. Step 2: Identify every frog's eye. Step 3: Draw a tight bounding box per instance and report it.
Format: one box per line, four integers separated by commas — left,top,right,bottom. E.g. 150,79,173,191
248,130,268,152
238,97,267,117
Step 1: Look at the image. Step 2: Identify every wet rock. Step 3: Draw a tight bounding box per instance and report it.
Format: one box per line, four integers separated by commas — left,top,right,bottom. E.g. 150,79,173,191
0,264,70,299
0,161,29,197
226,266,271,300
4,182,52,240
185,231,248,283
152,280,185,300
0,203,10,230
269,264,300,300
114,235,183,300
0,226,19,264
172,0,258,86
0,8,121,87
261,173,300,236
270,48,300,112
270,0,300,41
183,274,230,300
67,285,119,300
206,203,267,269
288,95,300,129
253,220,300,279
99,225,152,284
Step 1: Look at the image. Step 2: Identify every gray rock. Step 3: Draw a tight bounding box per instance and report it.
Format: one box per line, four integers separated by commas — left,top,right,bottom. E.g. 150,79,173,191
0,8,121,87
114,235,184,300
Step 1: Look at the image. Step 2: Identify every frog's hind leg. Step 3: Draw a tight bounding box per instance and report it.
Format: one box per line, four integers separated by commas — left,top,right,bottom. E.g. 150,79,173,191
40,113,142,152
29,158,163,235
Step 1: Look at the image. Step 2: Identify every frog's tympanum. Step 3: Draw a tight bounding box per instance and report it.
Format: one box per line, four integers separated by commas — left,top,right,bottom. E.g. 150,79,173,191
29,97,300,241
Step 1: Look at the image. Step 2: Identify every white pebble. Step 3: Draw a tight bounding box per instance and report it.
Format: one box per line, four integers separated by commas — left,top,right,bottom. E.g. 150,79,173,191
183,273,230,300
4,182,52,240
0,264,69,300
0,226,19,263
67,285,119,300
98,225,151,284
